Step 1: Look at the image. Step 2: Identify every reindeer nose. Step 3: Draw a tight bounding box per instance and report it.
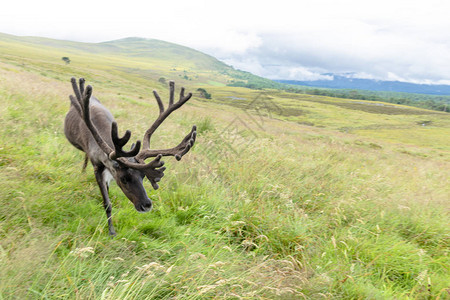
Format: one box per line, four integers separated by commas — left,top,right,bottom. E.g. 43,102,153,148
139,200,152,212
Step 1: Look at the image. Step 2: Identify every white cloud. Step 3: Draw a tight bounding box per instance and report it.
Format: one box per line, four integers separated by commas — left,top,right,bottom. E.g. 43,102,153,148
222,57,266,76
196,31,262,56
285,67,333,81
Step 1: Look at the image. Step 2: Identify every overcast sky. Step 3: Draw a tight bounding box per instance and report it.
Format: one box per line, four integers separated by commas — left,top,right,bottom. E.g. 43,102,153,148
1,0,450,84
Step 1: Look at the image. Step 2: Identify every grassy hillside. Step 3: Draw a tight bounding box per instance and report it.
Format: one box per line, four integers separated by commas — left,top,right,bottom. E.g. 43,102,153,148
0,34,449,299
0,32,279,89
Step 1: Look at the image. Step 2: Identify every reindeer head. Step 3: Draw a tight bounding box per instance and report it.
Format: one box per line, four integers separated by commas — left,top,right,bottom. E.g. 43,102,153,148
104,157,159,212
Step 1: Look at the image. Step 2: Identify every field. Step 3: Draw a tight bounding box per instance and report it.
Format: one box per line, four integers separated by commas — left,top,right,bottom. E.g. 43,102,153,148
0,34,449,299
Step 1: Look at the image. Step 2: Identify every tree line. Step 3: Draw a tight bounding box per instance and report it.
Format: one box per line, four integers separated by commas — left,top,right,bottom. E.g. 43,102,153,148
226,74,450,113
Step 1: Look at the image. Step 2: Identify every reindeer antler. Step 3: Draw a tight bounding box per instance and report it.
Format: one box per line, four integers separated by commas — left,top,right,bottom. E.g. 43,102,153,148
135,81,197,162
70,78,195,190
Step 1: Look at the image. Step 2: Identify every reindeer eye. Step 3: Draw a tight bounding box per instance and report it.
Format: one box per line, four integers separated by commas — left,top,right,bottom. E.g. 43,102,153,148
120,175,132,184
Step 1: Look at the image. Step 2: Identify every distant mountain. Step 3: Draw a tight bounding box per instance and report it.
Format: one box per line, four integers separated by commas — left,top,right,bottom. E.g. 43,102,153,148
276,75,450,96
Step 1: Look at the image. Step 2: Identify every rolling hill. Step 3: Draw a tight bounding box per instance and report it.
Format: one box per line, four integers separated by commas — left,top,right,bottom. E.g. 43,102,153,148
0,32,449,299
0,32,280,88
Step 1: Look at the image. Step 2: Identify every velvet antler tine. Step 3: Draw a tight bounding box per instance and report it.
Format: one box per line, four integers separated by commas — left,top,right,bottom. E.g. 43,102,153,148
111,122,131,147
148,162,166,190
180,87,185,100
153,90,164,114
130,141,142,156
71,77,82,102
148,154,164,168
175,126,197,160
82,85,93,117
169,81,175,106
180,92,192,104
69,95,83,117
109,122,141,160
79,78,85,96
178,125,197,146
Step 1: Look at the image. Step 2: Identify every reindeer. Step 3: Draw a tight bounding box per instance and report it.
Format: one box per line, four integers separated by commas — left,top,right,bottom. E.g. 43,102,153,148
64,78,196,236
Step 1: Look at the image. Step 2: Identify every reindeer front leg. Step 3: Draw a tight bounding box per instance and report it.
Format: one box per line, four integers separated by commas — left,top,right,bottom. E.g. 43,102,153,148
94,165,116,236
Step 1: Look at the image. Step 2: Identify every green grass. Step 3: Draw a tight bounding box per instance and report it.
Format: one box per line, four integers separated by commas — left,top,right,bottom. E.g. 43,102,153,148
0,34,449,299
